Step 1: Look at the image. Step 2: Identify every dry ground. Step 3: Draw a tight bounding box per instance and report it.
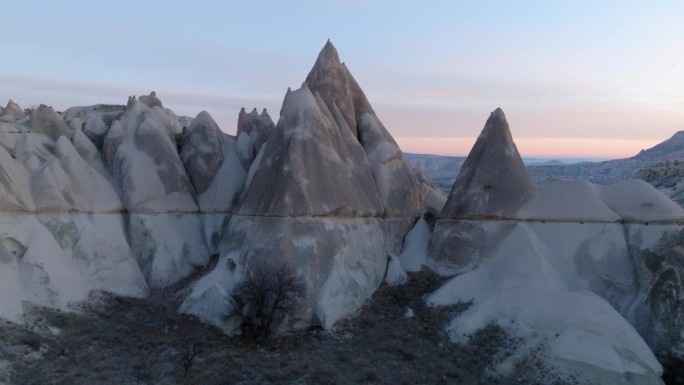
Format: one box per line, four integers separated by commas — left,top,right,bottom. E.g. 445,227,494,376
0,269,678,385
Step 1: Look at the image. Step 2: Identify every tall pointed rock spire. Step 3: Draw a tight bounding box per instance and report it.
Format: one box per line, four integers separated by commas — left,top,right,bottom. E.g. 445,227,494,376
305,40,374,138
441,108,535,219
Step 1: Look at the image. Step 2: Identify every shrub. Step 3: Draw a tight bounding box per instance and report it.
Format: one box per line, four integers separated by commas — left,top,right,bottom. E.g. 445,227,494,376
180,339,201,374
231,261,305,339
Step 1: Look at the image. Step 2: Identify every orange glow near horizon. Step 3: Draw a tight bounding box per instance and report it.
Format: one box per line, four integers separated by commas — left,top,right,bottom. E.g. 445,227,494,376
395,137,661,159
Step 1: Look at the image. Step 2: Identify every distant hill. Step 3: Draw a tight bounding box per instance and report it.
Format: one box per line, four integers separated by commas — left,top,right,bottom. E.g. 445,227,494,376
406,130,684,193
636,159,684,207
634,131,684,161
527,131,684,184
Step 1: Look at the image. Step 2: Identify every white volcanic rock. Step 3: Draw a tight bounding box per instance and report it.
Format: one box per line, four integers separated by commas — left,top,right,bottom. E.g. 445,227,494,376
14,132,55,169
518,178,684,224
304,40,433,221
0,216,90,321
211,84,388,329
197,136,245,213
398,218,430,272
180,111,246,251
385,254,407,286
102,119,123,170
70,128,110,179
37,214,148,297
0,144,34,211
128,213,208,288
180,111,226,196
198,136,246,252
186,42,438,332
428,109,530,273
517,179,621,222
236,107,275,168
181,251,242,332
441,108,534,220
63,104,125,148
1,100,25,121
140,91,163,109
185,216,388,331
29,105,68,140
196,136,246,252
0,214,147,323
106,95,208,287
602,179,684,223
428,108,684,381
622,224,684,363
31,137,122,212
0,121,27,153
428,223,663,385
238,84,383,217
304,41,446,259
110,96,197,212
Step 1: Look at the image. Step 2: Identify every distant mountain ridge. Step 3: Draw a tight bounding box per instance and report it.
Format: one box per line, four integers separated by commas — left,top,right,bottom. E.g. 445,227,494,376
528,131,684,184
407,130,684,193
635,131,684,161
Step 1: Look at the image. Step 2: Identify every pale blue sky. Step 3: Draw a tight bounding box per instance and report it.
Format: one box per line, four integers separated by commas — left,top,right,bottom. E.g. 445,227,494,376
1,1,682,157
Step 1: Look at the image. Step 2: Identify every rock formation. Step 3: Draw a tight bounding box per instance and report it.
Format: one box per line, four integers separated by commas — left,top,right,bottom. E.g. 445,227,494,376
1,99,25,121
426,108,684,383
183,41,444,330
235,107,274,169
30,105,68,140
106,94,209,287
428,109,531,274
441,108,534,219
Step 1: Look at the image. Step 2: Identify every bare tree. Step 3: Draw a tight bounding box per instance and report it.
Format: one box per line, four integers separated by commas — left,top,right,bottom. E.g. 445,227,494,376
180,339,201,374
231,261,305,339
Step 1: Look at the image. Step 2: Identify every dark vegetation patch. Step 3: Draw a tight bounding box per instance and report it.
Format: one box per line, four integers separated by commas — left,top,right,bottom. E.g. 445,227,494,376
0,270,591,384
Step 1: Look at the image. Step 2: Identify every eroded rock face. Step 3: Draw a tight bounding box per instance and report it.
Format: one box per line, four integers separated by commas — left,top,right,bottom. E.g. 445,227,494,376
30,105,68,141
429,109,532,273
185,41,442,331
0,214,148,323
427,107,684,382
180,111,225,196
440,108,534,220
107,95,209,287
62,104,125,149
428,222,665,385
1,100,25,121
202,84,389,328
304,41,429,220
110,96,197,212
238,85,383,217
626,226,684,361
304,40,373,139
183,216,388,330
236,107,274,167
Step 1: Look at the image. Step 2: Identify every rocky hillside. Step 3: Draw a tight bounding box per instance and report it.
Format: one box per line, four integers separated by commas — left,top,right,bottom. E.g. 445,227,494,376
527,131,684,184
408,131,684,191
636,160,684,207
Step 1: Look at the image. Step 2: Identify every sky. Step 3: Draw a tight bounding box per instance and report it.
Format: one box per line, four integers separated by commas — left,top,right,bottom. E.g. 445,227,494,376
1,0,682,158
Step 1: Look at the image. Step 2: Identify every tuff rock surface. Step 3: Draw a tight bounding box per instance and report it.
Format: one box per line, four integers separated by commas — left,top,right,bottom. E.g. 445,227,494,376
183,42,444,331
428,108,683,384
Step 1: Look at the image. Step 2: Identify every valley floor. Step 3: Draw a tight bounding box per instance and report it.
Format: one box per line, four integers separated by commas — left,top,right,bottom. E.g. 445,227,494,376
1,270,679,385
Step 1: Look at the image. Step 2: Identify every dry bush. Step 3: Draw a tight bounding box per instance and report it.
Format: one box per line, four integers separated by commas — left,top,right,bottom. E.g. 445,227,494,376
231,261,305,340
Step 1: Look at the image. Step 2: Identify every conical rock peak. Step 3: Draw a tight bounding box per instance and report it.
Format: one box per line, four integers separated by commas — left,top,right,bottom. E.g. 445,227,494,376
440,108,535,219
